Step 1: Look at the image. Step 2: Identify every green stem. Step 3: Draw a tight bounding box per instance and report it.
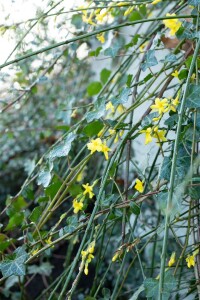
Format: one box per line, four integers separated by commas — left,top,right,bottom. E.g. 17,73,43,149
158,37,200,300
0,15,195,70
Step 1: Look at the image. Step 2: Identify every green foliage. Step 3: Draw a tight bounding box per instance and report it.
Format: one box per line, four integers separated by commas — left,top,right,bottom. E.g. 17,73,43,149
0,247,28,277
0,1,200,299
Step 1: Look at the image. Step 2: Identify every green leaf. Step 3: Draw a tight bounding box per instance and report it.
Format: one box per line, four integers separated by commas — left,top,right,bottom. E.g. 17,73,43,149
45,179,62,199
86,97,106,122
164,53,177,63
0,234,11,252
129,284,144,300
178,68,188,80
29,206,43,223
28,262,53,276
59,215,78,237
7,196,27,217
104,45,120,58
160,156,171,181
111,88,131,105
100,68,111,84
186,84,200,108
87,81,102,96
0,247,28,278
37,168,52,188
83,120,104,137
5,212,24,231
71,14,82,29
48,132,76,159
89,47,102,57
144,270,176,300
188,0,200,5
126,74,133,87
141,50,158,71
129,10,142,21
129,202,140,215
100,194,115,208
164,114,178,128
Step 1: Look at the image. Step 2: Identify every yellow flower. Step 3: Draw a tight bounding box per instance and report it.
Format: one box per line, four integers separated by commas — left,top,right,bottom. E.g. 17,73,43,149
168,252,176,267
101,140,111,160
96,10,108,23
71,109,77,118
140,127,153,145
96,32,105,43
163,13,182,36
186,249,199,268
87,138,111,160
171,70,179,78
82,183,95,199
172,96,179,107
117,104,126,114
152,0,161,4
76,167,86,182
106,101,115,113
87,138,103,154
73,198,84,213
153,128,167,143
152,115,162,122
31,248,40,256
108,129,116,136
112,252,119,262
124,6,134,17
186,254,195,268
150,98,168,115
139,41,148,53
45,236,52,245
134,178,144,193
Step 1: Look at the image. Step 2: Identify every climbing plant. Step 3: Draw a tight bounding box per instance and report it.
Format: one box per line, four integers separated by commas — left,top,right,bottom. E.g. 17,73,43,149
0,0,200,299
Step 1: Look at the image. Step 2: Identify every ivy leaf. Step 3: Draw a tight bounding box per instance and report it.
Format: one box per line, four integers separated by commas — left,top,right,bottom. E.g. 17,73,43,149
186,84,200,108
104,45,120,58
0,247,28,278
144,270,176,300
129,284,145,300
160,156,171,181
141,50,158,71
188,0,200,5
86,98,106,122
164,53,177,63
59,215,78,237
48,133,76,159
37,168,52,188
28,262,53,276
87,81,102,96
111,88,131,105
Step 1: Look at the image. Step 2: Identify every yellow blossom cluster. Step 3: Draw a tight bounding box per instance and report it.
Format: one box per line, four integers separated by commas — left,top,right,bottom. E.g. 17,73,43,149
87,138,111,160
163,13,182,36
140,126,167,145
150,95,180,122
73,182,96,214
108,128,124,143
81,241,95,275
